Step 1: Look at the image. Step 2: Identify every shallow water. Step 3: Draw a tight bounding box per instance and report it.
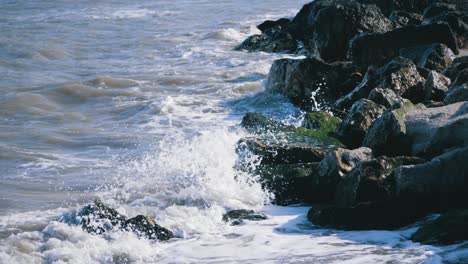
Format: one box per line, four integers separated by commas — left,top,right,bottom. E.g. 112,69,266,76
1,0,467,263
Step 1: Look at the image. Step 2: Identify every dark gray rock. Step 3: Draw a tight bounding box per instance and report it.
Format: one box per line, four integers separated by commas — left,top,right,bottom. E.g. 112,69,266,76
236,26,297,53
223,209,267,225
411,209,468,245
444,56,468,81
240,112,289,133
124,215,174,241
257,18,291,33
424,11,468,49
335,57,425,110
444,84,468,104
425,70,451,101
423,3,457,19
356,0,432,16
400,43,455,73
266,57,363,111
368,88,405,108
451,68,468,88
389,10,423,27
337,99,386,148
348,23,459,66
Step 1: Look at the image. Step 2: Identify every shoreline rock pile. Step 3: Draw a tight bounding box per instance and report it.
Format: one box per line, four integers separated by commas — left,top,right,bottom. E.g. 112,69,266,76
237,0,468,245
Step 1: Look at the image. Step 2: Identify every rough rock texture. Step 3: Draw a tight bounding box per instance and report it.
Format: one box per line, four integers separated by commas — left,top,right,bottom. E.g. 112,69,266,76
266,57,363,111
444,56,468,81
389,11,423,27
424,11,468,49
337,99,386,148
223,209,267,225
411,209,468,245
368,88,405,108
78,200,173,240
236,26,297,53
356,0,432,16
399,43,455,72
444,84,468,104
349,23,459,66
240,112,289,133
451,68,468,88
257,18,290,33
425,70,451,101
335,57,425,109
303,111,341,132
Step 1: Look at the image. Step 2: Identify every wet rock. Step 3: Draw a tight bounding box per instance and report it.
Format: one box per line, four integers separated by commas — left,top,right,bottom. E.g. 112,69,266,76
389,11,423,27
335,156,426,208
395,147,468,204
257,18,291,33
444,84,468,104
266,57,363,111
303,111,341,132
349,23,459,66
124,215,173,241
356,0,432,16
240,112,288,133
335,57,425,110
223,209,267,225
444,56,468,81
423,3,457,19
236,26,297,53
368,88,405,109
337,99,386,148
316,147,373,201
304,0,392,62
411,209,468,245
425,70,451,101
363,100,425,156
400,43,455,73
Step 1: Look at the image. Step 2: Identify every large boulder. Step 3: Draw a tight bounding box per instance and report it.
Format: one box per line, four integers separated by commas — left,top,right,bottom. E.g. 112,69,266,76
399,43,455,73
348,23,459,66
444,84,468,104
235,26,297,53
425,70,451,102
266,57,363,111
424,11,468,49
368,88,405,108
411,209,468,245
356,0,432,16
303,111,341,131
337,99,386,148
257,18,291,33
335,57,425,110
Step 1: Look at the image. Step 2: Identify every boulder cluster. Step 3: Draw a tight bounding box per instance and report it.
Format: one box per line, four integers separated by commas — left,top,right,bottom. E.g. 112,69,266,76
237,0,468,245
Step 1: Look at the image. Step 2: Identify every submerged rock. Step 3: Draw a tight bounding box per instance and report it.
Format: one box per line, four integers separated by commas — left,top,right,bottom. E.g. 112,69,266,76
223,209,267,225
411,209,468,245
124,215,173,241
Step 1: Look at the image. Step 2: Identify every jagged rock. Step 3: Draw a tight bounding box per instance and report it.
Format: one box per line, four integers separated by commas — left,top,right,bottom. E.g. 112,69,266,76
235,26,297,53
400,43,455,72
363,100,425,156
451,68,468,88
425,70,451,101
223,209,267,225
316,147,373,201
444,56,468,81
124,215,173,241
389,11,423,27
335,57,425,110
444,84,468,104
337,99,386,148
411,209,468,245
303,111,341,132
304,0,392,61
368,88,405,108
77,200,174,240
395,147,468,205
335,156,426,208
240,112,288,133
257,162,321,204
356,0,432,16
266,57,363,111
257,18,290,33
348,23,459,66
423,3,457,19
424,11,468,49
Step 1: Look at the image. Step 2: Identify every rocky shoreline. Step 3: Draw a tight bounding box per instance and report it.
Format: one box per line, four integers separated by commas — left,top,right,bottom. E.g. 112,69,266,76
68,0,467,247
235,0,468,246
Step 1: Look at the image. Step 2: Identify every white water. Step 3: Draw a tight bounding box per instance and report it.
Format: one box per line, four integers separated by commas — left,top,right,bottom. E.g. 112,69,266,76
1,0,468,263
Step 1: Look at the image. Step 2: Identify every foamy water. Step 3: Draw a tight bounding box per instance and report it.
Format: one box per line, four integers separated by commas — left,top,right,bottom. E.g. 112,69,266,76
1,1,467,263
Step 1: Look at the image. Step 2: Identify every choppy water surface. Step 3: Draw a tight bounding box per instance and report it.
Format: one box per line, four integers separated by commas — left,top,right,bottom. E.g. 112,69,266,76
1,1,467,263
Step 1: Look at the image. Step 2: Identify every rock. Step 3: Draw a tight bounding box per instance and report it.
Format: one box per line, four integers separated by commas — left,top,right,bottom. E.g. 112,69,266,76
257,18,291,33
356,0,432,16
223,209,267,225
444,56,468,81
337,99,386,148
303,111,341,132
451,68,468,88
400,43,455,73
308,199,429,230
78,200,174,240
444,84,468,104
236,26,297,53
348,23,459,66
395,147,468,205
240,112,288,133
423,3,457,19
389,11,423,27
335,156,426,208
124,215,173,241
256,162,321,204
335,57,425,110
411,209,468,245
424,11,468,49
368,88,405,108
266,57,363,111
305,0,392,61
316,147,373,201
425,70,451,101
363,100,425,156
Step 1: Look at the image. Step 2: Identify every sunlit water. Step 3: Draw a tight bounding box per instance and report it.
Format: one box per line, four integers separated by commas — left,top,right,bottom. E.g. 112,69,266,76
1,1,467,263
